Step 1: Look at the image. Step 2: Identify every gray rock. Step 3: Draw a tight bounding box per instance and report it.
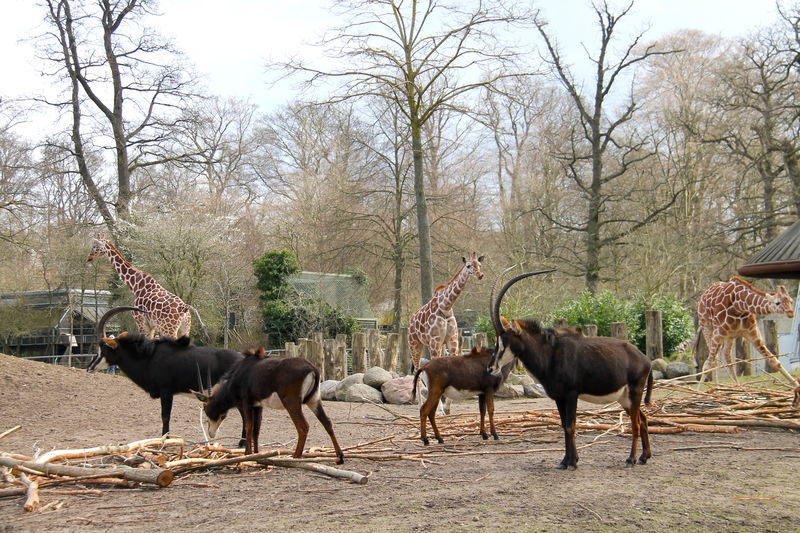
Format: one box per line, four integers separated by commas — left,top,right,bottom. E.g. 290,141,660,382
335,373,364,401
363,366,394,390
665,361,692,379
507,373,535,386
319,379,339,401
652,370,665,381
651,358,669,373
494,383,523,399
344,383,384,403
523,383,547,398
381,375,415,405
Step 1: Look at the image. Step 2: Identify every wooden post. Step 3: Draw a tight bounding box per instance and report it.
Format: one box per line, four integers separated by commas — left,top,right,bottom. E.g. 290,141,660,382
473,332,487,348
763,319,778,375
611,322,628,341
553,317,568,328
735,337,751,376
285,342,298,358
385,333,399,372
311,332,324,376
367,329,381,369
334,334,348,378
645,310,663,361
584,324,597,337
398,327,410,375
323,339,335,381
351,333,366,374
297,338,309,359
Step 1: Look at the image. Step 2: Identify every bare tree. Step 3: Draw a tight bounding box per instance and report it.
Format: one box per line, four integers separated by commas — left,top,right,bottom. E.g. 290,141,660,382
533,1,679,292
279,0,531,302
39,0,197,234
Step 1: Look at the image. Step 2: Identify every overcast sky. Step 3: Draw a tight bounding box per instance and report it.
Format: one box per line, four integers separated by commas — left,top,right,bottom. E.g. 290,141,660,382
0,0,783,120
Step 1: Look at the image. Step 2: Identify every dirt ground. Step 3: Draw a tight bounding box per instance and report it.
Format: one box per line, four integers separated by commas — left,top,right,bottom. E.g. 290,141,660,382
1,353,799,533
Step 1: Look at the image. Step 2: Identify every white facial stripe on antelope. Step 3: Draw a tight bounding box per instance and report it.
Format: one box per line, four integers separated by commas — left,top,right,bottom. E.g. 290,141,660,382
205,413,226,438
490,339,514,375
578,385,630,409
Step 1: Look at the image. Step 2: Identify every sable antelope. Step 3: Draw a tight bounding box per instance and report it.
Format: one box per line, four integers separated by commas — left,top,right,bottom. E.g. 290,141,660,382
89,307,246,441
487,269,653,469
412,347,515,445
193,348,345,464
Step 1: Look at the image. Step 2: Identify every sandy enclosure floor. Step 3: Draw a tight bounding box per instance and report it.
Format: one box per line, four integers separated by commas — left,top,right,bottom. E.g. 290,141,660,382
1,353,799,533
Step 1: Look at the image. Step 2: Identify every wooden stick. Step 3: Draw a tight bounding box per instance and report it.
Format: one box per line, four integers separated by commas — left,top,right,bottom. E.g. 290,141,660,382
0,456,173,487
34,437,185,464
259,459,369,484
19,473,39,512
0,425,21,441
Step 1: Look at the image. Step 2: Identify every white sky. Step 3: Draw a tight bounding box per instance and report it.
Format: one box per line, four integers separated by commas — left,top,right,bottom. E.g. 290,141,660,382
0,0,782,124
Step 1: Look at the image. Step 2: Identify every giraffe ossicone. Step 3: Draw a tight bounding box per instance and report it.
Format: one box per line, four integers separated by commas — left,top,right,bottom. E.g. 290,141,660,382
697,276,797,387
88,238,194,339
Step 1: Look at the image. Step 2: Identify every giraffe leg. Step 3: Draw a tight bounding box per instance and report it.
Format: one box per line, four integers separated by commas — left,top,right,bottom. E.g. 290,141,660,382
699,333,721,386
747,331,798,386
721,338,738,383
409,335,423,374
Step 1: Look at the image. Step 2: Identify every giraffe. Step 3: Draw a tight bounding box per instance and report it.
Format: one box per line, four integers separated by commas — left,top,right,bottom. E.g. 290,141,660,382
696,276,798,387
87,238,195,339
408,252,484,372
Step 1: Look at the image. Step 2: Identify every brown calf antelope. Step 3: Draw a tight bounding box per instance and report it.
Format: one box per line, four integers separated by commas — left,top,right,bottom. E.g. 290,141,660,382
193,347,345,464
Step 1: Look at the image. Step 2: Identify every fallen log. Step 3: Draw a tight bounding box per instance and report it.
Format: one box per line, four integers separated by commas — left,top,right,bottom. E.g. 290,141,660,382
258,459,369,484
19,473,39,512
0,456,173,487
34,437,185,464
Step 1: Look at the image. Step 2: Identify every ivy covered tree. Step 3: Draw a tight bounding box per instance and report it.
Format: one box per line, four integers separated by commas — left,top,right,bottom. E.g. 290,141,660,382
253,250,358,348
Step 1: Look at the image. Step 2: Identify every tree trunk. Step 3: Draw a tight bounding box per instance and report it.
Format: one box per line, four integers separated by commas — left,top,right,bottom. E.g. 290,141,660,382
411,119,434,303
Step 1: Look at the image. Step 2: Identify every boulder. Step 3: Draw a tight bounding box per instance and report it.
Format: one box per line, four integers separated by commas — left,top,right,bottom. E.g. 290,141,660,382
344,383,384,403
335,373,364,401
652,370,665,381
381,375,415,405
523,383,547,398
494,383,523,399
651,358,669,373
665,361,692,379
319,379,339,401
507,373,535,387
363,366,394,390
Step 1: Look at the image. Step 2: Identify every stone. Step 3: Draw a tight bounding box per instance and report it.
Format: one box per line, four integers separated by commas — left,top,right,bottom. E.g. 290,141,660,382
381,375,415,405
651,358,669,373
652,370,665,381
507,373,535,386
665,361,692,379
319,379,339,401
335,373,364,401
523,383,547,398
363,366,394,390
344,383,384,403
494,383,523,399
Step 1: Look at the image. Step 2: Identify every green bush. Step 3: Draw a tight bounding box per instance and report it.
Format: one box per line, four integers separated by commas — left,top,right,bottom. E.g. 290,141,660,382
628,294,694,357
548,290,638,338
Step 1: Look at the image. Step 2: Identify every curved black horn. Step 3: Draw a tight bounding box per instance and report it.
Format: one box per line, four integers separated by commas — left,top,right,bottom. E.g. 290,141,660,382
491,269,556,335
489,265,519,335
97,306,146,338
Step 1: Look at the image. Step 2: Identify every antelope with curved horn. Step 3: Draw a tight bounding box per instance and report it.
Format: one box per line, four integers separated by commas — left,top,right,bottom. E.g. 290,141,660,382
486,270,653,469
89,307,246,440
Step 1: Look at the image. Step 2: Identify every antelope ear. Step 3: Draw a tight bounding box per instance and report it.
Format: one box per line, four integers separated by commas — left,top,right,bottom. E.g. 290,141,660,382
478,256,484,262
499,315,520,334
462,256,467,264
101,337,118,349
118,331,129,338
191,390,209,403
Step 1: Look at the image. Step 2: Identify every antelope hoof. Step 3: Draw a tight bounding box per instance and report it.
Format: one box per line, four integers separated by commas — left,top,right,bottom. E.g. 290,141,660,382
492,432,499,440
421,437,430,446
625,458,635,467
336,453,345,465
237,438,246,448
480,432,489,440
637,455,649,465
436,437,444,444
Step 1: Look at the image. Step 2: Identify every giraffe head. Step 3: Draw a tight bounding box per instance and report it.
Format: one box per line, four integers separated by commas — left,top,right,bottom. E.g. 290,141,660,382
767,285,794,318
87,238,114,262
462,252,485,281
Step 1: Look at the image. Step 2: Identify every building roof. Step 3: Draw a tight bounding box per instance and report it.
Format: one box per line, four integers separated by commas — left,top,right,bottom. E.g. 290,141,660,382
737,220,800,279
0,289,114,328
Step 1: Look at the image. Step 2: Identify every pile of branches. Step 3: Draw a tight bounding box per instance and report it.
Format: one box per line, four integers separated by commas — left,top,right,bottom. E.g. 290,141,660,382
0,434,367,513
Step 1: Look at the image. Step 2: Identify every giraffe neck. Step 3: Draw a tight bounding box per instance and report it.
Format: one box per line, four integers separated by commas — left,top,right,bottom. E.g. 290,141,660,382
105,248,155,295
435,265,470,311
731,284,775,315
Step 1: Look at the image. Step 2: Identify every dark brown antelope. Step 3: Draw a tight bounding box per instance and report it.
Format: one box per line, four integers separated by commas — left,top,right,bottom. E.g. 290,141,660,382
89,307,246,441
193,347,345,464
412,346,515,445
487,270,653,469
